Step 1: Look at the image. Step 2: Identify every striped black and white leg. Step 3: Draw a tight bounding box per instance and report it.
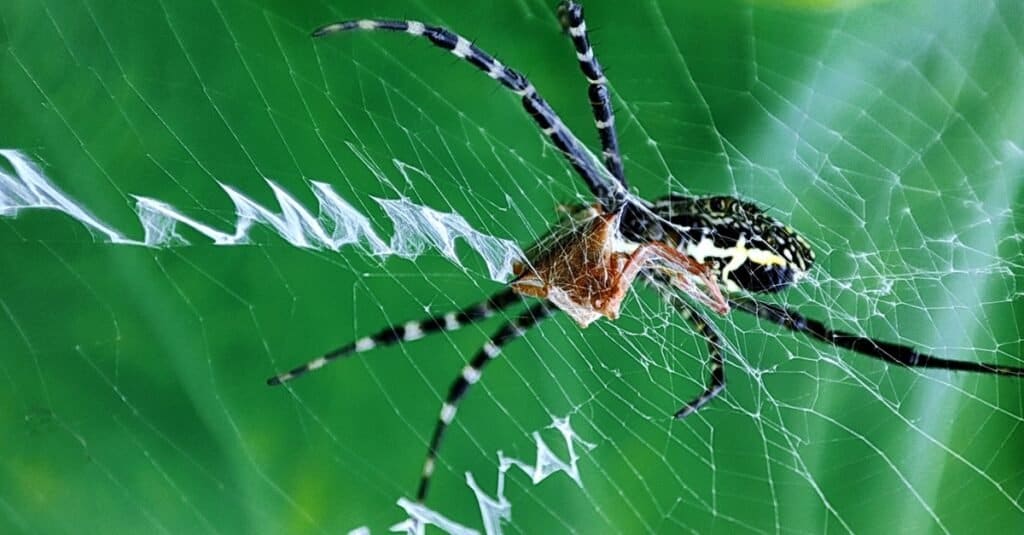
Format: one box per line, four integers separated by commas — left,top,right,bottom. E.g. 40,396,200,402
267,289,524,386
667,296,726,419
312,19,627,212
732,297,1024,377
416,302,553,502
557,1,626,185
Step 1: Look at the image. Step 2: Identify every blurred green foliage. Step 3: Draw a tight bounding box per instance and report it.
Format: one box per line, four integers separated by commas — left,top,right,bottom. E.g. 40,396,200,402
2,0,1023,533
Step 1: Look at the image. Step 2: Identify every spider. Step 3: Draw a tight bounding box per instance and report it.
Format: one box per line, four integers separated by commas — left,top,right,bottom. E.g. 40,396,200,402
269,2,1024,503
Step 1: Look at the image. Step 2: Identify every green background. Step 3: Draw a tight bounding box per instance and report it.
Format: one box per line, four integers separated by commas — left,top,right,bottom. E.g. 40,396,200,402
2,0,1023,533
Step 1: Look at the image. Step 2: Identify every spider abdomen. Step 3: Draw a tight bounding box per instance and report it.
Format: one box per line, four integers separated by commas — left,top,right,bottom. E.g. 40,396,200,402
652,195,815,294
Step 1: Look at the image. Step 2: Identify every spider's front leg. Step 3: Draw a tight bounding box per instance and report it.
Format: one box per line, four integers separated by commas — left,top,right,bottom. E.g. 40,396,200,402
267,288,524,385
312,15,628,212
556,1,626,184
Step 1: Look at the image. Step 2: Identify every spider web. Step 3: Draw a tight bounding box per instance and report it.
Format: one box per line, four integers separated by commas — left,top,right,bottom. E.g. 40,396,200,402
2,0,1023,533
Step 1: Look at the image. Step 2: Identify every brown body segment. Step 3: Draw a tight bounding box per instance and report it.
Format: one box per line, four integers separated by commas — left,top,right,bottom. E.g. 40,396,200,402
511,207,728,327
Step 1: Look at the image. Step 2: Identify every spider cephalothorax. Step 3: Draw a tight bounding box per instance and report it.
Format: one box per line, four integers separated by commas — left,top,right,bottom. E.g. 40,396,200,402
511,204,727,327
268,1,1024,505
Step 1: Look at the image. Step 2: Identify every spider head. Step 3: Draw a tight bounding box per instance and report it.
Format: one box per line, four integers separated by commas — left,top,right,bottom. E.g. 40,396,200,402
511,206,634,327
651,195,815,294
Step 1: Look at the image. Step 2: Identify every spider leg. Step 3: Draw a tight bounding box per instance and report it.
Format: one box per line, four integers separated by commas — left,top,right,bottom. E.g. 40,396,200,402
556,1,626,185
629,242,730,315
267,288,524,385
313,19,627,212
666,295,726,419
732,297,1024,377
416,302,553,502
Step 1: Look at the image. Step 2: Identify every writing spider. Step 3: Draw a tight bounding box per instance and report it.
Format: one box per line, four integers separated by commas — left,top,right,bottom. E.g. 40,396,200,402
268,2,1024,503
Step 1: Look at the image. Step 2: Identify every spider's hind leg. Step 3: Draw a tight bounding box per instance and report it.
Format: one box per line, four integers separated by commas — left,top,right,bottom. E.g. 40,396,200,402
732,297,1024,377
666,294,727,419
267,288,524,385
